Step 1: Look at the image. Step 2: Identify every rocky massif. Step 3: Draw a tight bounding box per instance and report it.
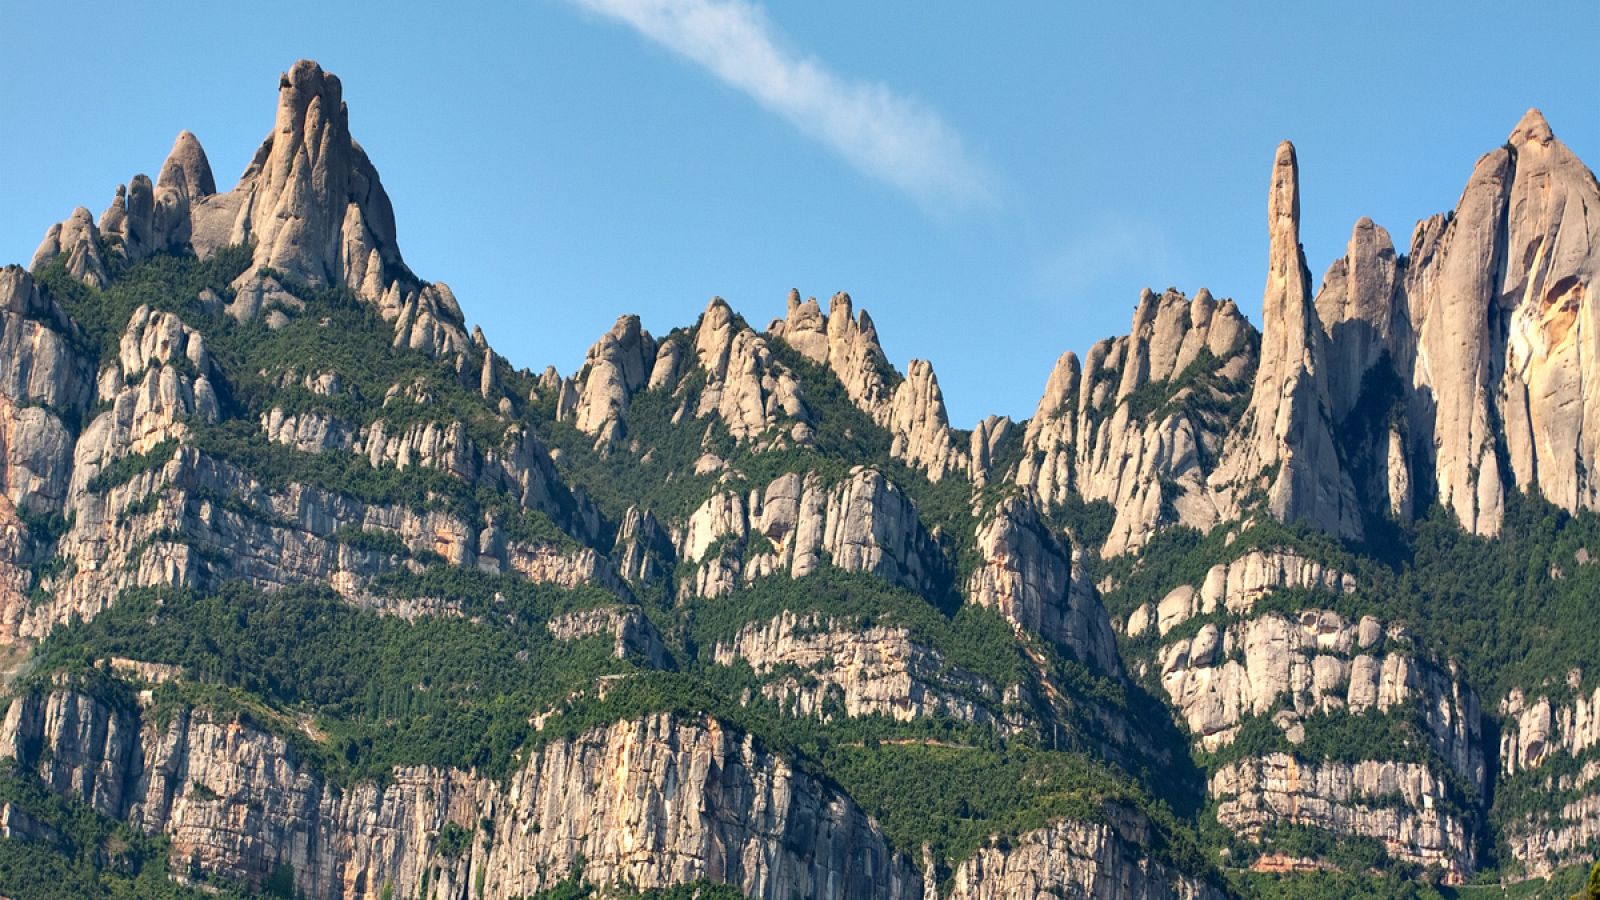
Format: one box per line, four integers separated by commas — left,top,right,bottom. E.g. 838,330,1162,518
2,60,1598,898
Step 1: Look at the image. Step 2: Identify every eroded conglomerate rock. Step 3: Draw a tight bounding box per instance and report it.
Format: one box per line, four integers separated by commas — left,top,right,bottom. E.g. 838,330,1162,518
712,611,1011,728
1494,678,1600,875
0,690,922,900
770,291,968,481
1500,758,1600,878
885,359,966,481
1314,217,1406,423
8,295,584,636
67,305,221,506
612,504,673,584
966,496,1120,675
1500,681,1600,774
1210,142,1362,540
1401,109,1600,534
1211,754,1474,879
221,60,406,295
13,57,1600,895
31,207,112,289
30,60,472,362
943,809,1225,900
771,290,896,420
1014,286,1256,558
572,314,658,445
677,467,943,600
546,605,667,666
1111,542,1487,879
1155,608,1483,782
1124,549,1355,639
0,268,95,518
692,298,810,442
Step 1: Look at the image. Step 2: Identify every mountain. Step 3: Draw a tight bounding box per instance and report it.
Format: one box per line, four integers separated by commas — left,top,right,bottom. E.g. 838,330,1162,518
1,59,1597,899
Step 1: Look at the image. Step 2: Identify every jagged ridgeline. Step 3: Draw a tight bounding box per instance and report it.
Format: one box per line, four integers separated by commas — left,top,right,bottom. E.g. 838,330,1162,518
0,58,1596,900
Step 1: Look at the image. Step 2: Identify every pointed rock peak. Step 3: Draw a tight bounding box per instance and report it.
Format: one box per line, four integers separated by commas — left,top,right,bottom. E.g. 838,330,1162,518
857,308,877,338
157,130,216,197
68,208,98,234
1129,287,1158,326
1349,216,1395,256
1509,108,1554,147
100,184,128,232
888,357,964,480
697,298,737,353
33,207,110,288
703,296,732,321
828,291,854,321
227,59,406,297
279,59,345,127
1188,287,1218,331
1036,351,1081,418
1270,141,1301,236
609,313,643,340
784,290,822,324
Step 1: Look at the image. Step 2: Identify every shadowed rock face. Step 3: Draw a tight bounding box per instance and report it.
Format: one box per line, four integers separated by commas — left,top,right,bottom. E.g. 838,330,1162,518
1409,108,1600,534
1210,141,1362,541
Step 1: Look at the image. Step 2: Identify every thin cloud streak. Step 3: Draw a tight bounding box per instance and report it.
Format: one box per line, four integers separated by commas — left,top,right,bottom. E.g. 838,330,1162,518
571,0,993,211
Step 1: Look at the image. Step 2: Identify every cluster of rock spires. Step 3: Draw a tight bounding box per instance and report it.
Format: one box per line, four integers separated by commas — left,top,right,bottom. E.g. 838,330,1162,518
1017,113,1599,555
2,59,1599,898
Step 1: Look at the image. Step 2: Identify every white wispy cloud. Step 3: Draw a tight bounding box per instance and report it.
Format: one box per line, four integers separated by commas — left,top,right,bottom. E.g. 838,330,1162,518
570,0,993,211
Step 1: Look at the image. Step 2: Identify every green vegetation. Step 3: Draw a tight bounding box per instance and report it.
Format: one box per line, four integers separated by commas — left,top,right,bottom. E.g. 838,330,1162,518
1228,870,1449,900
818,741,1209,883
85,439,178,493
0,765,253,899
522,873,746,899
34,242,254,366
1122,347,1252,429
1581,861,1600,900
1103,491,1600,704
20,242,1600,895
1203,710,1476,816
435,822,472,859
206,271,516,450
30,581,633,782
538,353,724,524
684,567,1027,689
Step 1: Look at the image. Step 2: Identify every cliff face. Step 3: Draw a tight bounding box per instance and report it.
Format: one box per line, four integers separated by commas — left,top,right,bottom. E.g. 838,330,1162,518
711,610,1014,729
676,468,947,600
1399,109,1600,536
967,495,1120,674
943,812,1226,900
0,690,921,900
1210,755,1473,877
1496,679,1600,875
1114,546,1486,881
5,58,1599,897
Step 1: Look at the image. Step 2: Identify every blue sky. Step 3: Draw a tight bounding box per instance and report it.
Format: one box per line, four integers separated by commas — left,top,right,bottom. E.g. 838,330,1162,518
3,1,1596,426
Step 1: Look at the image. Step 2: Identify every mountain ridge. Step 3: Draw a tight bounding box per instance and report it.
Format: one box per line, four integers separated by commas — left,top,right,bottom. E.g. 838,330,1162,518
2,59,1598,899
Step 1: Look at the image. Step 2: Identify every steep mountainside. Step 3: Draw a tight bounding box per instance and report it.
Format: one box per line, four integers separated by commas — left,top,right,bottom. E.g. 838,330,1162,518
1,60,1597,899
